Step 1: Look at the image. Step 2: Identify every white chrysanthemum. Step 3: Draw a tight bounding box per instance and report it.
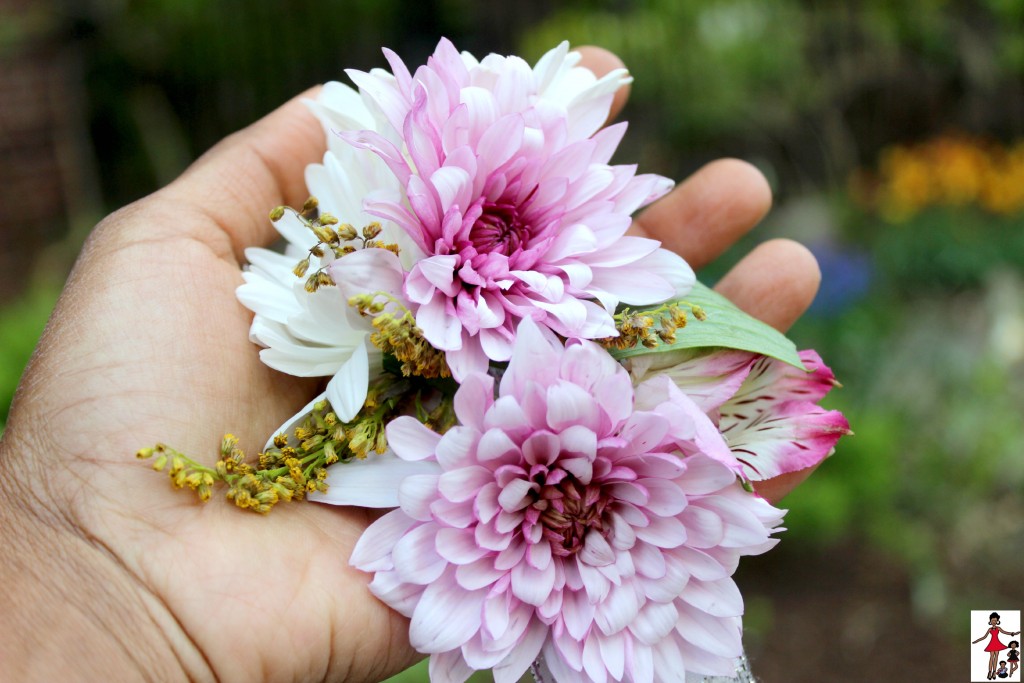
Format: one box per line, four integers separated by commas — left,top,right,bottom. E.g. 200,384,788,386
236,92,413,422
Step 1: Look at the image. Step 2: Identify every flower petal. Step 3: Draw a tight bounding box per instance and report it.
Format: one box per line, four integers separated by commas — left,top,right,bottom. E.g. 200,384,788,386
428,650,475,683
313,452,441,508
453,372,495,431
409,578,487,653
491,618,547,683
511,556,556,606
349,509,417,571
387,416,442,461
394,522,448,585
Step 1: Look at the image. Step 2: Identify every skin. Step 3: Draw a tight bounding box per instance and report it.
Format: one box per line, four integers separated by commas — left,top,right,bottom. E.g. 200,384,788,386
0,47,822,681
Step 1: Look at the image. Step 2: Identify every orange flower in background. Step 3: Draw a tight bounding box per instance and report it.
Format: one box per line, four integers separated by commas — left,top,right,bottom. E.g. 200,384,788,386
930,137,987,207
878,146,934,221
865,135,1024,221
979,143,1024,216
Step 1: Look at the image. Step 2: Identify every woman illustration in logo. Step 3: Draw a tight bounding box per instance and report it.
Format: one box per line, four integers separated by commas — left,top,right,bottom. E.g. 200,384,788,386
973,613,1021,680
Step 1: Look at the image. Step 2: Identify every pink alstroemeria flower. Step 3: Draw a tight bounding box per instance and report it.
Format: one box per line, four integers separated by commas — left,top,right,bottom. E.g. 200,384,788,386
629,348,852,481
329,39,694,379
342,320,783,683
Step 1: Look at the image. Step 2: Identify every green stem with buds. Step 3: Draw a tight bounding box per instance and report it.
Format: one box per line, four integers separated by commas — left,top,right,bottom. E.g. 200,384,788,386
138,366,457,514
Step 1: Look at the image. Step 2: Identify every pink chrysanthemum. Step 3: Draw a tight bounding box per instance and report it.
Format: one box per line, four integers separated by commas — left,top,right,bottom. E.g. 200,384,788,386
347,320,783,683
629,348,851,481
329,40,694,379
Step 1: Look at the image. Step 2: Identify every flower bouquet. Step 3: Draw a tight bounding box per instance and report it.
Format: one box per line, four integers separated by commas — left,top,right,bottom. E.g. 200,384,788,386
139,39,849,683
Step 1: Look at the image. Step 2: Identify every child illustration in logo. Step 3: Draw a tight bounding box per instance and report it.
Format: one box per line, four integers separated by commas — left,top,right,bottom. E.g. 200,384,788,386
1008,641,1020,678
998,662,1010,679
974,612,1021,680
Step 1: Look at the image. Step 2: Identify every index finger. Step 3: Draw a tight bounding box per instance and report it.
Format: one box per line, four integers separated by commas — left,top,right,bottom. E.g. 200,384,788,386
630,159,773,269
575,46,631,122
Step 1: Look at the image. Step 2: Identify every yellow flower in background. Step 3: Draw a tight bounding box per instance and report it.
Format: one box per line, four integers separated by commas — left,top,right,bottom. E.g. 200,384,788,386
930,137,987,207
866,135,1024,221
879,146,934,221
979,143,1024,216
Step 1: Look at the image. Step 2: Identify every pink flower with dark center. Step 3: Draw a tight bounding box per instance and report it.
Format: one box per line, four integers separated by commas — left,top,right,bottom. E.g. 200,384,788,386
345,320,783,683
329,39,694,379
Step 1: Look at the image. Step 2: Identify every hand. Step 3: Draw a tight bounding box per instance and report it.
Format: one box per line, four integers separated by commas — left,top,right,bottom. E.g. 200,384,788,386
0,48,819,681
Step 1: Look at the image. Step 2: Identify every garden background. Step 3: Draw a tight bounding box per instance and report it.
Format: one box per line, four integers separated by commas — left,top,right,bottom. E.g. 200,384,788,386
3,1,1023,680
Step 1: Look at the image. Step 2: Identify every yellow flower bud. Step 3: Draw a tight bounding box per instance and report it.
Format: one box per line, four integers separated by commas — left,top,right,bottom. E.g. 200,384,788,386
362,221,383,239
220,434,238,455
324,441,339,465
312,224,339,244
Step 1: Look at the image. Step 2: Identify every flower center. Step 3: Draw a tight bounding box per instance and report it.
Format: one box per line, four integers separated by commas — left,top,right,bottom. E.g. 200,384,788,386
469,200,530,255
532,476,610,557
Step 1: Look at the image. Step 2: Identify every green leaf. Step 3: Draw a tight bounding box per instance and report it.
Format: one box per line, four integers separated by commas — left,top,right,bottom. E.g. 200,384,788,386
607,281,807,369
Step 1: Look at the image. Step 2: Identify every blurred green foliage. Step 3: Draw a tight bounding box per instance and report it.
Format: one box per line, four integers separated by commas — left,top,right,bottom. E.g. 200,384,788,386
523,0,1024,190
68,0,543,208
0,285,59,431
781,243,1024,622
872,209,1024,292
384,661,496,683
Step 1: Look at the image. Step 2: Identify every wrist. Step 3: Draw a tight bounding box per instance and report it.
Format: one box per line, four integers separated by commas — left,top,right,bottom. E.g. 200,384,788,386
0,440,199,681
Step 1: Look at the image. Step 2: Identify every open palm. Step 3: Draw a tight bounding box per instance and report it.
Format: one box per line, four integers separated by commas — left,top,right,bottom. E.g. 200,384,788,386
0,48,819,682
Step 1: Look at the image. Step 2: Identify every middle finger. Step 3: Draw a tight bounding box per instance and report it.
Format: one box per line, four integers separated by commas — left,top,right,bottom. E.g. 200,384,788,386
630,158,773,270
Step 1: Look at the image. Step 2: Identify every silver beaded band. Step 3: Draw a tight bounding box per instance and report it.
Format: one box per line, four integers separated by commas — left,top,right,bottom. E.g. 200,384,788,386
690,652,756,683
530,651,756,682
